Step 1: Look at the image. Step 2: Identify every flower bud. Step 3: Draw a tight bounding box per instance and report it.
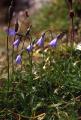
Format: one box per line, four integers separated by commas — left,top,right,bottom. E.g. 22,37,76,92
15,18,19,32
57,32,66,40
25,9,29,17
69,9,74,18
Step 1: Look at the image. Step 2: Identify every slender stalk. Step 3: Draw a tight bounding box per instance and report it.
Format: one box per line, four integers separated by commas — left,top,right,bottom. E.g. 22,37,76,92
29,36,33,80
7,22,10,91
12,36,16,74
5,22,11,119
42,41,45,67
21,38,25,71
71,17,74,44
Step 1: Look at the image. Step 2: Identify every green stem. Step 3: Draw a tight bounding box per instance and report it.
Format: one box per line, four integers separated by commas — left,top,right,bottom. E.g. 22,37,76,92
71,17,74,44
12,36,16,74
7,22,10,91
29,36,33,80
21,38,25,71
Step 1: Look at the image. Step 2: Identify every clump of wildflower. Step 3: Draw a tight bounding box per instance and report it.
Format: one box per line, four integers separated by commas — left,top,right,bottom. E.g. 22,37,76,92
16,55,22,64
26,44,33,53
13,39,20,48
36,33,45,47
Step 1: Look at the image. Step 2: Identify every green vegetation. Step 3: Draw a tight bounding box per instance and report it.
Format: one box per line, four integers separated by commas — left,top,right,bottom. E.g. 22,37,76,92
0,45,81,119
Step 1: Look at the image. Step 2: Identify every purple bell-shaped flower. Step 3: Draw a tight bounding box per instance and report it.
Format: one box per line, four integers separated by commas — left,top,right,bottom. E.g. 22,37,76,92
49,38,57,47
13,39,20,48
6,28,16,36
36,33,45,47
16,55,22,64
26,44,33,53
